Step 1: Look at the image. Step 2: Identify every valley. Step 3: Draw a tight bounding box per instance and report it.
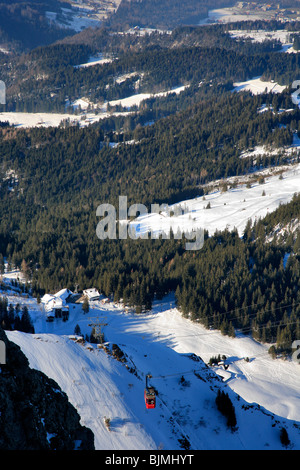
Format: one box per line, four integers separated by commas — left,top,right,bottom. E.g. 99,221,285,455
0,0,300,453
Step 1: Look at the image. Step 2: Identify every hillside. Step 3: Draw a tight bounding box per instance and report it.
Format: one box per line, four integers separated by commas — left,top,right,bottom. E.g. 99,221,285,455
0,2,300,452
0,0,76,52
4,289,300,450
130,163,300,237
0,179,299,450
106,0,236,30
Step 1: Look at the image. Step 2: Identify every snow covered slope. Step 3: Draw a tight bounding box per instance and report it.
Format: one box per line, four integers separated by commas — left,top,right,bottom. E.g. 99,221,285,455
130,163,300,238
5,291,300,450
233,77,286,95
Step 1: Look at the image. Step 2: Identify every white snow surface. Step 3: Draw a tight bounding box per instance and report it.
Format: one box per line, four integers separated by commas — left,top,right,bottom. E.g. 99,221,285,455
233,77,286,95
130,163,300,238
0,111,132,128
108,86,187,110
74,54,114,68
3,285,300,450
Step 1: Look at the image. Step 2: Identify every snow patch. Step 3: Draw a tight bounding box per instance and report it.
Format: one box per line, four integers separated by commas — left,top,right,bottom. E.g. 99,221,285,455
233,77,286,95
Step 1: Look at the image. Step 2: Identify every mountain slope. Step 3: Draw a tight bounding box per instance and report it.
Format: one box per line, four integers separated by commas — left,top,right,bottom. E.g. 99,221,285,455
130,163,300,237
0,1,76,52
107,0,236,30
5,294,300,450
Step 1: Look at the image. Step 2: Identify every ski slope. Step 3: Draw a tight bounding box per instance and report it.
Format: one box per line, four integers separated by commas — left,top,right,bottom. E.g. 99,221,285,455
5,291,300,450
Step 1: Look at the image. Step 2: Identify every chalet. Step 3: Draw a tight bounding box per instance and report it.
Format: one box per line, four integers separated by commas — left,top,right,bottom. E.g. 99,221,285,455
41,288,72,321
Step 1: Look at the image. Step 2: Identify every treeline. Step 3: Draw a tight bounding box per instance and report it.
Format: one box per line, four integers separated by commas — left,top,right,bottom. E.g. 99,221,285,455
223,18,300,33
28,44,93,72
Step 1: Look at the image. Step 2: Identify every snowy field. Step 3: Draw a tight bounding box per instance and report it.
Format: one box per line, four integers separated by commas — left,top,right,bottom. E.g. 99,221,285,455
130,163,300,238
0,86,187,129
74,55,114,68
0,111,132,128
107,86,187,110
233,77,286,95
230,29,298,53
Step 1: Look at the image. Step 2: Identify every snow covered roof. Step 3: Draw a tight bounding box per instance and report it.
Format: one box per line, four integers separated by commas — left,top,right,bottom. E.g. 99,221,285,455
41,288,73,311
54,288,73,301
41,293,55,304
83,288,100,300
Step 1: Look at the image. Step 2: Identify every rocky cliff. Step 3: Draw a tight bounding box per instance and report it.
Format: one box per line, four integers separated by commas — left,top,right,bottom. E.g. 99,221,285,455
0,327,94,450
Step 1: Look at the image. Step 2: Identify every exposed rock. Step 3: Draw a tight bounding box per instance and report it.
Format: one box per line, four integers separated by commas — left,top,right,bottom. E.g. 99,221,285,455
0,327,94,450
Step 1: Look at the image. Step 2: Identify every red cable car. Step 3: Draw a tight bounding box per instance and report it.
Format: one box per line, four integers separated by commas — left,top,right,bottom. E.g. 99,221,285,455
144,374,156,409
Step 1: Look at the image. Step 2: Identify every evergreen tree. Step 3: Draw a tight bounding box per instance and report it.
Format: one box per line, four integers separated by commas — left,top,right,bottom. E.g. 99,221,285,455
216,389,237,429
280,427,290,448
74,324,82,336
20,306,34,333
82,296,90,315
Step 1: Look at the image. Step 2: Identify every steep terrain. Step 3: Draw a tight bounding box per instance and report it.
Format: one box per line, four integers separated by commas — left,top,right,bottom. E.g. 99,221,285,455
0,326,94,450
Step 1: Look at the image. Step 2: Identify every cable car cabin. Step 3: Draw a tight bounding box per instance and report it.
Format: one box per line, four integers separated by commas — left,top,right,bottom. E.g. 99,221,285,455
144,387,156,409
